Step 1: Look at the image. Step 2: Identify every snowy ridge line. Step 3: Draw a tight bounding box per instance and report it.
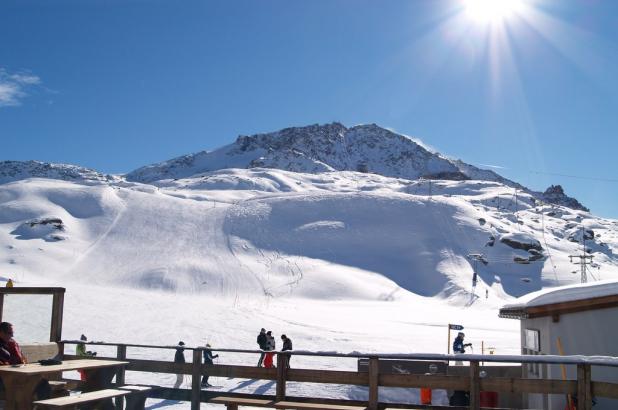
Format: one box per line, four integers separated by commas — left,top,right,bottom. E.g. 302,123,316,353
62,340,618,366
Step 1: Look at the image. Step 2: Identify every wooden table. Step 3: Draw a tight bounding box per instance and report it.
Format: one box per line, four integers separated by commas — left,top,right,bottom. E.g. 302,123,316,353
0,359,128,410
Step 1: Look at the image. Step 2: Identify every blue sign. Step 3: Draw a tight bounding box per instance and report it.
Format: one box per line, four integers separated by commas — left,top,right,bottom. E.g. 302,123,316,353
449,324,464,330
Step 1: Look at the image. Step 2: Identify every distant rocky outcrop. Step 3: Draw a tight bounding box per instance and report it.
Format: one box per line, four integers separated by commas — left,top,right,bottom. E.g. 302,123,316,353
542,185,589,212
0,161,116,185
11,217,66,242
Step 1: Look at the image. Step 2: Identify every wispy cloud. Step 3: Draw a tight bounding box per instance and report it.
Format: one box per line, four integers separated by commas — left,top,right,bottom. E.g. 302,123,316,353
478,163,508,170
0,68,41,107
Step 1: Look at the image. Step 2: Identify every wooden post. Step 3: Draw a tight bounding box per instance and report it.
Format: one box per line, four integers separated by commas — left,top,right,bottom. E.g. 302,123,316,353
469,360,480,410
115,344,127,409
192,348,202,410
50,291,64,342
368,357,379,410
577,364,592,410
57,341,65,360
276,353,287,400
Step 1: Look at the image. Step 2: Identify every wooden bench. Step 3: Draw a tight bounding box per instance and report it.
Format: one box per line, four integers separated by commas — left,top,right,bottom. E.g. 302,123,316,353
211,396,275,409
33,388,130,408
275,401,366,410
119,385,153,410
211,396,366,410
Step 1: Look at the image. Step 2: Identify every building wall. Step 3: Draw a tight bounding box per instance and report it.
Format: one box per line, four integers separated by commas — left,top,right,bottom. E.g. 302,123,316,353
521,307,618,410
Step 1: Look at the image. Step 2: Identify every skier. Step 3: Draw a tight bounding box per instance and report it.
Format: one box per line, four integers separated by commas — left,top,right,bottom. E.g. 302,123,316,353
281,334,292,368
263,331,276,368
5,279,13,288
256,328,268,367
201,343,219,387
173,341,187,389
453,332,472,354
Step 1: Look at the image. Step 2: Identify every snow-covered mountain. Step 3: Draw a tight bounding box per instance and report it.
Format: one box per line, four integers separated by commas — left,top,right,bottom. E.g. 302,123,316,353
1,123,614,302
0,160,117,185
123,123,586,211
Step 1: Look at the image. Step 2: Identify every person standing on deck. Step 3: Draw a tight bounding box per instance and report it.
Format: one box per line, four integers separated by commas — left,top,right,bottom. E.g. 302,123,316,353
264,331,276,368
76,334,96,381
173,341,187,388
256,328,267,367
281,334,292,368
201,343,219,387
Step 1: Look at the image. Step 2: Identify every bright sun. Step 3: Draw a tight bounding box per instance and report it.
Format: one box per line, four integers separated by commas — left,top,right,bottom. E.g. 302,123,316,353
464,0,524,23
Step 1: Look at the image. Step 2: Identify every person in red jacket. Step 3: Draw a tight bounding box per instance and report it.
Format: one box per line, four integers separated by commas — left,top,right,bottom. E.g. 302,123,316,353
0,322,51,399
0,322,26,365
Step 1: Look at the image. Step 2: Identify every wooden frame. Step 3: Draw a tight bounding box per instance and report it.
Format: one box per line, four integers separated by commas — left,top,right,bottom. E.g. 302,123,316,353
0,287,66,342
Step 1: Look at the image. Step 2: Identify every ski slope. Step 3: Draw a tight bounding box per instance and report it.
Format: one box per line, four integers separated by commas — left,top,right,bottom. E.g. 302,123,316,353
1,168,617,408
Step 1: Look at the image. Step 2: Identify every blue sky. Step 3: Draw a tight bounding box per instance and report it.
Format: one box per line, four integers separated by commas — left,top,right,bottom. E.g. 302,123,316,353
1,0,617,218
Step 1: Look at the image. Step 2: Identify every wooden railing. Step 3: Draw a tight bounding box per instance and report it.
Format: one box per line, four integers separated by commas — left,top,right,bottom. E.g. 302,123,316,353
59,341,618,410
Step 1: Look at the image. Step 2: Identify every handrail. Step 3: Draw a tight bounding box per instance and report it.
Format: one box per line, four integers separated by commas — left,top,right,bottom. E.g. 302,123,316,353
60,340,618,367
60,340,618,409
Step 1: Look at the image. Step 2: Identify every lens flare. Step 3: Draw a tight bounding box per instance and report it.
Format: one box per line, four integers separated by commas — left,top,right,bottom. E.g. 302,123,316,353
464,0,524,24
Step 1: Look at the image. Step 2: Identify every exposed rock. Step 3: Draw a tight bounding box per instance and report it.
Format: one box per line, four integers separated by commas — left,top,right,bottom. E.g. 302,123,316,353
29,218,64,230
567,228,595,243
542,185,589,212
500,233,543,252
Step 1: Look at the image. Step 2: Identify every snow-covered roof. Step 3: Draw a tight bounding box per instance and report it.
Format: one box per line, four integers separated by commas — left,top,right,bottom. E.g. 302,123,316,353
500,279,618,319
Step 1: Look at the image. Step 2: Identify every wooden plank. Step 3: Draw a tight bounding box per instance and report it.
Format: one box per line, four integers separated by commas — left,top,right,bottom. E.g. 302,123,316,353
276,353,286,400
0,287,66,295
275,401,366,410
380,374,468,390
33,388,129,407
584,364,592,410
50,291,64,342
592,381,618,399
211,396,275,407
119,385,153,392
368,358,378,410
287,369,368,385
191,348,202,410
469,361,480,410
578,364,592,410
116,344,127,409
0,359,128,375
480,377,576,395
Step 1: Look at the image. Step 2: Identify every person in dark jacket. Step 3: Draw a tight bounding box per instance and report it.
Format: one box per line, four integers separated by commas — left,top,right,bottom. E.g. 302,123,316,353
201,343,219,387
281,334,292,368
256,328,267,367
453,332,472,354
173,341,186,388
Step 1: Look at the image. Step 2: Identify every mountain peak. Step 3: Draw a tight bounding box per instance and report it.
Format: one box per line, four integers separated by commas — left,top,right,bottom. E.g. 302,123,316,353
0,160,116,185
123,122,587,211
